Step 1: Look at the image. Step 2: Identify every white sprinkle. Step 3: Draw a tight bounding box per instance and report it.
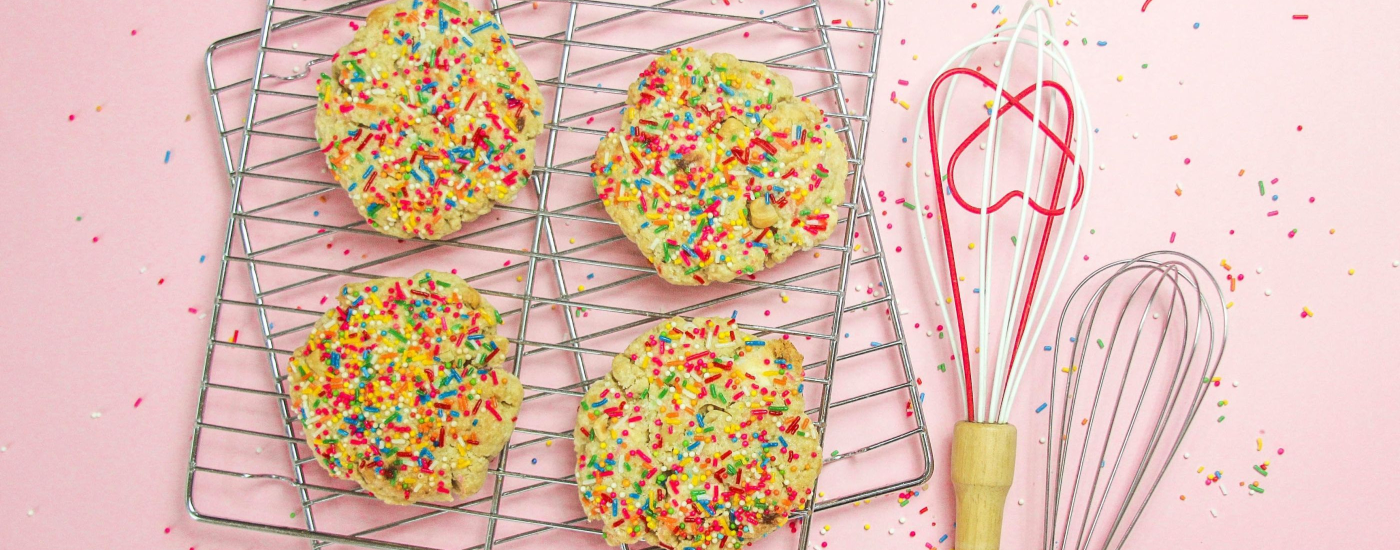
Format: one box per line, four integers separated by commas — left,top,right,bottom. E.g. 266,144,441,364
1210,508,1218,518
1393,260,1399,267
91,411,102,419
1039,437,1046,444
1018,499,1025,505
898,517,907,524
1256,266,1264,274
925,331,933,337
1220,484,1229,496
888,528,895,535
923,169,932,177
858,42,866,48
1098,164,1106,170
1264,289,1272,297
1132,132,1139,139
28,509,35,516
979,142,987,150
1152,312,1160,319
139,266,147,274
1183,452,1191,459
993,60,1002,68
255,447,264,454
0,446,6,452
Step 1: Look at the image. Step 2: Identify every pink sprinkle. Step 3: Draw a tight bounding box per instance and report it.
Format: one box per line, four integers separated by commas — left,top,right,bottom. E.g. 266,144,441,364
68,114,76,121
890,91,898,102
1267,211,1279,217
1271,178,1279,184
164,527,170,534
896,246,903,252
134,398,143,408
349,21,360,30
188,307,198,314
339,104,355,113
743,32,750,38
131,29,138,36
1292,14,1309,20
1083,255,1090,261
1309,197,1316,203
503,260,511,267
898,79,910,86
1169,231,1176,243
1184,158,1191,165
1277,448,1285,455
586,116,595,124
92,236,99,243
320,296,328,305
764,310,771,316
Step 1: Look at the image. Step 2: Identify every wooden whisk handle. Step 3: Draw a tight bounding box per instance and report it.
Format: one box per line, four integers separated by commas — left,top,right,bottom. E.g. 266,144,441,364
952,421,1018,550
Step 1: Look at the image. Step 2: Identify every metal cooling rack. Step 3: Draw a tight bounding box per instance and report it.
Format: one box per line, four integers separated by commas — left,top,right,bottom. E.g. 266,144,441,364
188,1,931,549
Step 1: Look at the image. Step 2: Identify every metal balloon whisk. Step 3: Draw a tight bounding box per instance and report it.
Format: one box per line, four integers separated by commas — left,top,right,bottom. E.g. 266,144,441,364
1042,252,1228,550
908,2,1094,548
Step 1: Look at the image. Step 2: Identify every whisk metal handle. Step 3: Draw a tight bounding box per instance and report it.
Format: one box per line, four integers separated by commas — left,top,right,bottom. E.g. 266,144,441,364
952,421,1018,550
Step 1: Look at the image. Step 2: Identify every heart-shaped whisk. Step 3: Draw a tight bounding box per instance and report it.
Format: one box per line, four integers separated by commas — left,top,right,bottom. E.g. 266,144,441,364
907,2,1094,548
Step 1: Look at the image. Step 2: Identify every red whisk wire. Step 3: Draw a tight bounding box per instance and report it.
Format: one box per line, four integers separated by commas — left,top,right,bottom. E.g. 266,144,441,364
923,67,1085,421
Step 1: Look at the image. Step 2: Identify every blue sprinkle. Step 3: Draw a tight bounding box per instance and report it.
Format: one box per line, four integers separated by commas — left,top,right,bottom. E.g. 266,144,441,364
973,288,981,294
745,340,766,346
991,4,1001,14
163,151,171,163
1036,402,1048,413
1070,336,1078,343
313,211,320,217
1044,345,1053,351
940,535,948,543
531,458,538,465
870,341,880,347
199,255,206,263
1193,22,1200,29
1272,195,1279,201
1097,40,1108,46
587,273,595,279
902,137,908,143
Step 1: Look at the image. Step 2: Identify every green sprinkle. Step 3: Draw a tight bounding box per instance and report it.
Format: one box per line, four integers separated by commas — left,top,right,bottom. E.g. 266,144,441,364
1253,465,1269,477
1248,484,1265,494
938,363,947,372
1217,415,1226,423
1096,339,1105,349
902,201,917,211
1259,181,1265,196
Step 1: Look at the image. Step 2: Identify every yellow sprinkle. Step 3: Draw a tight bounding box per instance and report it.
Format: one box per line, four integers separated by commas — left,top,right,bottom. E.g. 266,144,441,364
1226,302,1234,309
96,105,103,112
913,54,919,60
996,17,1008,27
1348,268,1355,275
854,244,862,251
1116,75,1124,82
1257,438,1263,451
578,285,586,292
545,440,553,447
863,524,871,530
781,293,790,303
898,99,910,110
968,242,976,250
1197,466,1205,473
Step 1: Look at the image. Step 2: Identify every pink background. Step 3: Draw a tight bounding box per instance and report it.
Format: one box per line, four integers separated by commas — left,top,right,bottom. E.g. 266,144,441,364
3,1,1398,549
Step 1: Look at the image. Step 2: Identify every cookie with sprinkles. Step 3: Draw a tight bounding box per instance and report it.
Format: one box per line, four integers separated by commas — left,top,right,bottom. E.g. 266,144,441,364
314,0,545,240
574,317,822,549
592,48,849,285
289,270,523,505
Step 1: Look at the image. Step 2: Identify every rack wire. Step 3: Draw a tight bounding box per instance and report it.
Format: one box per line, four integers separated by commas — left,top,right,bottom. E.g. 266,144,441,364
188,1,931,549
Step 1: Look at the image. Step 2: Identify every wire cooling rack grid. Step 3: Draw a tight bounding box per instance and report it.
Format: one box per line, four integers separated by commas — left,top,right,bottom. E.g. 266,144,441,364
188,1,931,549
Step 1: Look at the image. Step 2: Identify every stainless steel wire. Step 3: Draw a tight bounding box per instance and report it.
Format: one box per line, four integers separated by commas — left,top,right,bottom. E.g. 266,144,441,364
1042,251,1229,550
186,1,932,549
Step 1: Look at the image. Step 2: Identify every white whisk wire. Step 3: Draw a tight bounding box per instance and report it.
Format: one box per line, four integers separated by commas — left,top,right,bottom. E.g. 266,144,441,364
908,0,1095,423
